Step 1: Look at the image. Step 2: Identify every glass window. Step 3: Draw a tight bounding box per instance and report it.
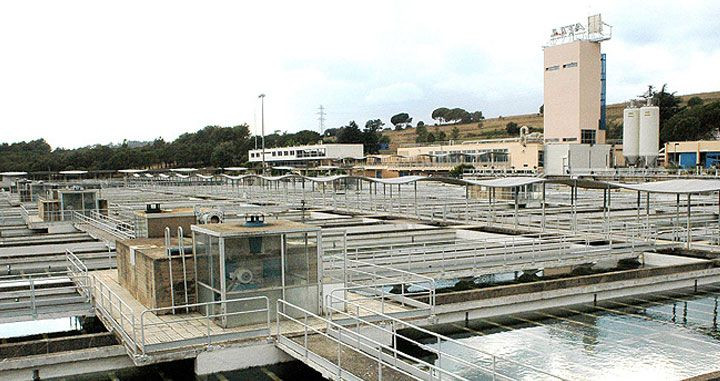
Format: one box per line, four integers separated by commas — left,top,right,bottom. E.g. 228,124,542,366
581,129,597,145
223,235,282,293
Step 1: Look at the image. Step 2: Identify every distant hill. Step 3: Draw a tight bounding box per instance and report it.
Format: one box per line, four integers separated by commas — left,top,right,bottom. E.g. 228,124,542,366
380,90,720,151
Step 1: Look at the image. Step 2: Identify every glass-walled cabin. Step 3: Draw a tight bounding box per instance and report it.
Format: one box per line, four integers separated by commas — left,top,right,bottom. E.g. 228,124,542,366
191,218,321,327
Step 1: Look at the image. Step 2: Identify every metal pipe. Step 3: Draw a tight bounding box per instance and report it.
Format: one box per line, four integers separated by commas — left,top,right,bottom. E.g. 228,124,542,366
687,193,692,250
164,227,176,314
178,226,190,312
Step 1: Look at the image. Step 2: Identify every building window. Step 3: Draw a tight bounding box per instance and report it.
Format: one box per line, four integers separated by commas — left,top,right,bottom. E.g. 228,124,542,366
545,65,559,71
563,62,578,68
581,129,597,145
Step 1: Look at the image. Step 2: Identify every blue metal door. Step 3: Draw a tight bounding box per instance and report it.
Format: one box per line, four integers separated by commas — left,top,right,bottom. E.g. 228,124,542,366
679,153,697,168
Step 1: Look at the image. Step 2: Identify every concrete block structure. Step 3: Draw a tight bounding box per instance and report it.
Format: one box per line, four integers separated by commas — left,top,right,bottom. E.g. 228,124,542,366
116,238,195,313
544,143,612,176
543,15,610,145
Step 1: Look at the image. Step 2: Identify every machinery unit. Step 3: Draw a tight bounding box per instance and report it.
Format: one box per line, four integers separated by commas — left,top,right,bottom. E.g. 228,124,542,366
191,216,321,327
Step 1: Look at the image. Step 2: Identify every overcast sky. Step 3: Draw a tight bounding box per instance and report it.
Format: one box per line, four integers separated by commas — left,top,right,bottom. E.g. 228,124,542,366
1,1,719,148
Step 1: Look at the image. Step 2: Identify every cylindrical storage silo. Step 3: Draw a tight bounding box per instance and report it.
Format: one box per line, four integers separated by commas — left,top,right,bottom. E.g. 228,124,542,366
622,108,640,165
639,106,660,166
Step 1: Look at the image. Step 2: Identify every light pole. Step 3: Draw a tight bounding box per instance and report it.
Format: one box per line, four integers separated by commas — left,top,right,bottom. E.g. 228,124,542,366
258,93,266,174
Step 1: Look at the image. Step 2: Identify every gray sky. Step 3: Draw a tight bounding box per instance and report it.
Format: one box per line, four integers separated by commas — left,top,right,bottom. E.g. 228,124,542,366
1,1,719,148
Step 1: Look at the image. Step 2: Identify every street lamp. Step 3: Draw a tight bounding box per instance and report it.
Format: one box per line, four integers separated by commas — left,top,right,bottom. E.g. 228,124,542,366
258,94,266,174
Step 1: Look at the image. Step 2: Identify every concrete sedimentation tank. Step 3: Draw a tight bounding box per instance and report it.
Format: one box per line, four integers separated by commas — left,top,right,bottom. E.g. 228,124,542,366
622,107,640,165
638,105,660,165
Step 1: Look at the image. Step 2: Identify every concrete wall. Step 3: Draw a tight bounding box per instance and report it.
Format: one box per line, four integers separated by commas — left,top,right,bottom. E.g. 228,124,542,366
544,40,604,144
544,143,611,175
195,341,293,375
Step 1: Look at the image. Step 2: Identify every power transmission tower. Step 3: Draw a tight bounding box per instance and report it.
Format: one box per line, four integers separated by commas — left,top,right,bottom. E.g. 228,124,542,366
317,105,326,134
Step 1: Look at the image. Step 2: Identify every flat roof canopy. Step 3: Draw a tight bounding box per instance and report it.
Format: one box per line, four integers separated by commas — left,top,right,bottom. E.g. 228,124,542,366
118,169,147,174
59,170,88,175
0,171,27,176
135,172,720,194
464,177,545,188
606,179,720,194
191,219,319,238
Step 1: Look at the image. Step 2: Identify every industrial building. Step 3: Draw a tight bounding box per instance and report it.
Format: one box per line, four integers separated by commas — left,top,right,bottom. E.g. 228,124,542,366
664,140,720,168
543,14,610,145
248,143,364,168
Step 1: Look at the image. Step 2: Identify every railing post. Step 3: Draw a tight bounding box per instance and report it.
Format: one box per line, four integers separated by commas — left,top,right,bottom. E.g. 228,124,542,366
492,355,497,381
29,277,37,318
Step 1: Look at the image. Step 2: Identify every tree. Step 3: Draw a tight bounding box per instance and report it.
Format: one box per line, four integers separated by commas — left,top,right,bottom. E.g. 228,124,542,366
415,124,430,143
431,108,449,125
650,84,682,140
436,130,447,142
426,132,436,143
606,120,623,141
661,101,720,143
336,121,363,144
362,119,385,154
445,108,469,124
505,122,519,135
449,164,474,178
539,104,544,114
416,121,425,128
450,127,460,140
469,111,484,123
390,113,412,130
687,96,704,107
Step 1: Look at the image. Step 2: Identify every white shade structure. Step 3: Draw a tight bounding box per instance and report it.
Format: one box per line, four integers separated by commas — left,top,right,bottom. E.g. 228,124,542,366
59,170,88,175
118,169,147,174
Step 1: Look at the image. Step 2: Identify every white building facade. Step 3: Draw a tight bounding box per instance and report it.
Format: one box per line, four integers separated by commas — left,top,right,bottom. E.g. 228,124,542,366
248,144,364,167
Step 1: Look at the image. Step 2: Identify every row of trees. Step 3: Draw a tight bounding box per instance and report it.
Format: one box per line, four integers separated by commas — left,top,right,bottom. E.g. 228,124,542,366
0,125,373,172
386,107,485,131
414,125,462,143
431,107,484,125
0,125,256,172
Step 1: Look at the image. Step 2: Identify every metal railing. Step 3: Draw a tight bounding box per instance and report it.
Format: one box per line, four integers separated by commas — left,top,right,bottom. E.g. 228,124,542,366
0,274,84,320
279,298,567,381
65,249,91,300
71,210,136,240
91,273,141,355
139,296,271,353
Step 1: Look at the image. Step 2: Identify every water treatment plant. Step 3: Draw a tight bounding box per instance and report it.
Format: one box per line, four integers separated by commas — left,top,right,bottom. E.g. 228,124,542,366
3,9,720,381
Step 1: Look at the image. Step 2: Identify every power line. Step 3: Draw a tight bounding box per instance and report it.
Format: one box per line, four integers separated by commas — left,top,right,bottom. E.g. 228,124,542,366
317,105,326,134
